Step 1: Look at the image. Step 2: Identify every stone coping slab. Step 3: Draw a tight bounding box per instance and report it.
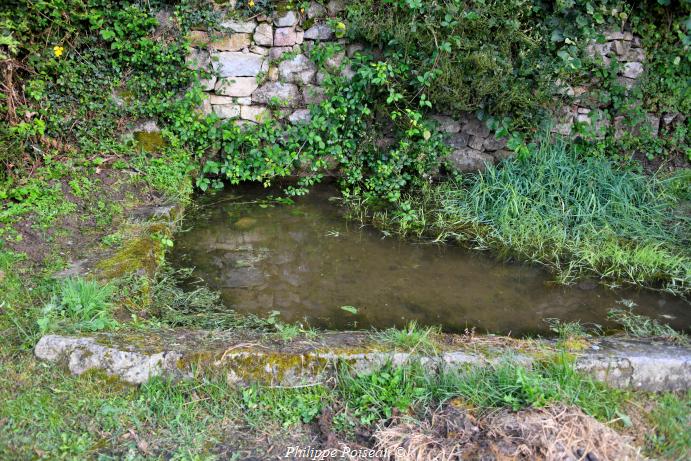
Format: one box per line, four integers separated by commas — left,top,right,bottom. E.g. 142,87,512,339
35,331,690,391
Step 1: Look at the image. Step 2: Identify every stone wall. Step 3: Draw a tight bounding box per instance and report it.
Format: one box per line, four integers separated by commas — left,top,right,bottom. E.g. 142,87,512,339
185,5,679,173
186,3,350,126
552,30,684,142
184,3,511,172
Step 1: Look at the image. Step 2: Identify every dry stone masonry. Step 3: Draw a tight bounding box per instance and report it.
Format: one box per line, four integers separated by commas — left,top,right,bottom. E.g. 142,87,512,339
551,30,683,141
184,3,509,173
185,4,679,174
186,3,348,130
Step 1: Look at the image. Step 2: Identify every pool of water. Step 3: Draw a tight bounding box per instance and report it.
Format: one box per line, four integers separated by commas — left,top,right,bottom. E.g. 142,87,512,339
171,184,690,335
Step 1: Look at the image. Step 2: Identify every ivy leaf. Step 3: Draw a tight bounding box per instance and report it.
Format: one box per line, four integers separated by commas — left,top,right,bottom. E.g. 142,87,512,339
100,29,115,41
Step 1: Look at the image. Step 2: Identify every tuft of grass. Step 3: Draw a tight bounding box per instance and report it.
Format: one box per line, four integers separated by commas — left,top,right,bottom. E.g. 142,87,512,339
364,134,690,295
608,300,688,344
544,318,601,350
38,277,117,333
375,321,440,354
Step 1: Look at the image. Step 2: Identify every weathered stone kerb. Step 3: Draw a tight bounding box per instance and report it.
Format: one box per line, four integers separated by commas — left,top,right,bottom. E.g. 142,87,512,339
35,332,691,391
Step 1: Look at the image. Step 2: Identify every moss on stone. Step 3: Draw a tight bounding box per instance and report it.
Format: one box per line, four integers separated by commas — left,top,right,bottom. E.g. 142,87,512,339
79,368,134,389
96,235,162,279
134,131,166,153
95,223,171,280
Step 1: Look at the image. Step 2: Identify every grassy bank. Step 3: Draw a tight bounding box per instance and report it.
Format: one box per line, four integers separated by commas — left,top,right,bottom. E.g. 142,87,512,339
364,136,691,295
1,342,690,459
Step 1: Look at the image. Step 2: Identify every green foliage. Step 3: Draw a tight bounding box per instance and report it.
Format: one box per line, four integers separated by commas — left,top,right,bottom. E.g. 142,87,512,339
375,320,440,354
632,1,691,115
367,134,690,294
195,47,448,204
544,318,602,345
345,0,689,162
435,353,626,421
38,277,117,333
337,362,428,425
645,391,691,459
347,0,550,129
241,385,329,428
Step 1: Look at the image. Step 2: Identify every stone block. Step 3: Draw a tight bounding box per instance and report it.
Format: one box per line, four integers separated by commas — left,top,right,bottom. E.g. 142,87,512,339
187,30,209,47
341,63,355,80
274,27,298,46
307,1,327,18
240,105,271,123
268,66,279,81
274,11,298,27
221,19,257,34
288,109,312,123
604,31,625,40
469,135,485,151
304,23,333,40
269,47,293,60
213,104,241,119
430,115,460,133
302,85,326,105
215,77,260,97
462,117,490,138
326,0,346,15
253,23,273,46
211,33,251,51
278,54,317,84
212,52,266,77
622,62,644,79
586,42,612,65
446,133,468,149
483,136,508,151
252,82,301,107
622,47,645,62
447,148,494,172
324,51,345,72
492,149,513,161
186,49,210,70
250,46,270,56
208,94,235,105
199,74,217,91
198,98,212,116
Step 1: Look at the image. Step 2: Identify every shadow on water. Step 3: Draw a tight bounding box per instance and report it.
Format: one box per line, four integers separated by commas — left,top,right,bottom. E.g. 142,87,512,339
170,183,690,336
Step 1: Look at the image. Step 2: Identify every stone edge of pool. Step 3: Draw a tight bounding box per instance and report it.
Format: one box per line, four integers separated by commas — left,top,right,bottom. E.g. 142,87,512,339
34,331,691,392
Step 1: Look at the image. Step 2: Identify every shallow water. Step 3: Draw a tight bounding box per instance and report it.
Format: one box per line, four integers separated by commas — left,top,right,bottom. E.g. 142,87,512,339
171,184,690,335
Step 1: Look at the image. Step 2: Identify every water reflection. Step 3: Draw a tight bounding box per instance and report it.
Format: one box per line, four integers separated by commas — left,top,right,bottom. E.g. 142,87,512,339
171,184,690,335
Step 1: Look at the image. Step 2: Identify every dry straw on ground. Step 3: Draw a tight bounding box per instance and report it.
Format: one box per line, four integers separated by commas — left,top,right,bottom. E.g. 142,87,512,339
374,404,643,461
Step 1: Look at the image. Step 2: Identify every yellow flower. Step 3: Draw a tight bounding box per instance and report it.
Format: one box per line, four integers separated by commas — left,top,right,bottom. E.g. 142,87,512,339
53,45,64,58
248,0,255,7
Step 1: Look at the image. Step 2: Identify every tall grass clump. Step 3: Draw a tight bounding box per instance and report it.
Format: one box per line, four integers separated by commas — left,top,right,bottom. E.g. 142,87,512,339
38,277,117,333
372,134,690,295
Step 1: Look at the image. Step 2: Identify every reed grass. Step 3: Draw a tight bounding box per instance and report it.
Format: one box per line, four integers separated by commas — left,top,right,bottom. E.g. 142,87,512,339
366,135,690,295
